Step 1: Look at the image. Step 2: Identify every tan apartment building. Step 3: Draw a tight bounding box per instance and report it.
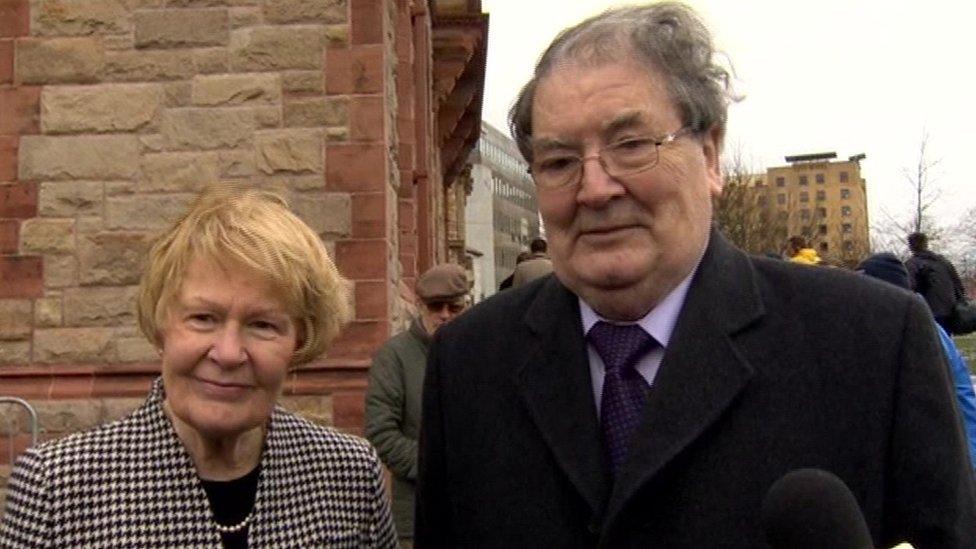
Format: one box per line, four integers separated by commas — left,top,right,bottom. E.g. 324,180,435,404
752,152,870,266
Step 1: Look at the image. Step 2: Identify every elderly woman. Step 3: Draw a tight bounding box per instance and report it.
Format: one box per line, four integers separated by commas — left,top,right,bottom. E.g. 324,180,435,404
0,187,397,547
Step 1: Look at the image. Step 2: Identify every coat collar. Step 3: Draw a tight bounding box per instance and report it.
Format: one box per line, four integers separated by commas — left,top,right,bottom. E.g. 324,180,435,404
514,230,765,531
601,229,764,533
517,275,612,517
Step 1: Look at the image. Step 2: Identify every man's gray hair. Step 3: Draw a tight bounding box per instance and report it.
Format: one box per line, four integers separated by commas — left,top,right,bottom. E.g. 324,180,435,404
508,2,736,163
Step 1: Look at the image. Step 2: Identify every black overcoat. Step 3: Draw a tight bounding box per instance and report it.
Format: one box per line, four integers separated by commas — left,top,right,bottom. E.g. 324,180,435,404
416,231,976,548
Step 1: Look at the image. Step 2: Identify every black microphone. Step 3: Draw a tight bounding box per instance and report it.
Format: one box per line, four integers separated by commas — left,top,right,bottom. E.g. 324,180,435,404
761,468,874,549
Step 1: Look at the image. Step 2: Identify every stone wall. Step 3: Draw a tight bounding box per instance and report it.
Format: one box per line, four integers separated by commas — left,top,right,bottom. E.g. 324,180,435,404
0,0,427,439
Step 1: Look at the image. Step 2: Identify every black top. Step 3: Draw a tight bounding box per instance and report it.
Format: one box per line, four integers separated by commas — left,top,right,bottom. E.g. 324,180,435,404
200,466,260,549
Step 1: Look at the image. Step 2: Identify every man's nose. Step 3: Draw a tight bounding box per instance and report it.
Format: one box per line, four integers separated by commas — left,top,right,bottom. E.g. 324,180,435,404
208,325,247,367
577,155,625,207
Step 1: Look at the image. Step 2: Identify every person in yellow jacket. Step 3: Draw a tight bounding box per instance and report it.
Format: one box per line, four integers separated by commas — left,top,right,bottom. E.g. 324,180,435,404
786,236,822,265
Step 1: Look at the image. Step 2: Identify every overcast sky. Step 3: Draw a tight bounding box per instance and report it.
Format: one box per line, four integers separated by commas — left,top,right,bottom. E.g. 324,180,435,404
480,0,976,240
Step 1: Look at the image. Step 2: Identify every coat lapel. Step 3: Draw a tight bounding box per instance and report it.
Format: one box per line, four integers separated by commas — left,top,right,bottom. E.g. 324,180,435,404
516,276,612,516
602,231,765,528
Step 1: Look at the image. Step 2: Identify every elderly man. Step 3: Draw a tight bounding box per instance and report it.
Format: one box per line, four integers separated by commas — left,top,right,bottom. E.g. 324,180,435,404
416,3,975,547
364,263,467,546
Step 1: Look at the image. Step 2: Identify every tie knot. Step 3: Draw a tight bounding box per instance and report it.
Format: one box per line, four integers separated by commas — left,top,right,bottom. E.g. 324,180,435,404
587,321,657,373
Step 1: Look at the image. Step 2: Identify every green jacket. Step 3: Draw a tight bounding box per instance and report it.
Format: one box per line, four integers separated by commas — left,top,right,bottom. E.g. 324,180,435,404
364,316,430,537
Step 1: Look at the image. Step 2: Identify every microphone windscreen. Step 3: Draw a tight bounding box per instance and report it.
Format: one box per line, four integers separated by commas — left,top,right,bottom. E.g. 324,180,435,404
761,468,874,549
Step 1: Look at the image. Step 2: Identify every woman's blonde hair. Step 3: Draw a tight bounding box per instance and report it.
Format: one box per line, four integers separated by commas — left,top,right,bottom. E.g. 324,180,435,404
137,185,352,365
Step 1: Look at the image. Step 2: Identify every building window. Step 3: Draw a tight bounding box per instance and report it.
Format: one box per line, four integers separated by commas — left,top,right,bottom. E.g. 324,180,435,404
776,176,785,187
820,242,829,251
777,193,786,205
816,190,826,201
840,188,851,199
799,175,809,186
841,206,852,217
840,171,849,183
757,195,768,207
842,223,852,233
819,224,827,235
800,209,810,220
801,226,812,237
817,207,827,218
777,211,789,221
815,173,825,184
755,178,765,187
843,240,854,251
799,191,809,203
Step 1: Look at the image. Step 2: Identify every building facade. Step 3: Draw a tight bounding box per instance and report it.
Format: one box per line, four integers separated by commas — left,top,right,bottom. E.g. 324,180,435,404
752,153,870,266
0,0,487,486
464,121,540,302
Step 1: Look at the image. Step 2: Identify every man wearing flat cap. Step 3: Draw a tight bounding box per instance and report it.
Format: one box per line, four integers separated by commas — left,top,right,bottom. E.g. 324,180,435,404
364,263,468,546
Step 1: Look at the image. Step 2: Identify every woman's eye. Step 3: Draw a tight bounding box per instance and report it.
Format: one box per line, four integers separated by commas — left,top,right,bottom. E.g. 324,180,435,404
187,314,215,327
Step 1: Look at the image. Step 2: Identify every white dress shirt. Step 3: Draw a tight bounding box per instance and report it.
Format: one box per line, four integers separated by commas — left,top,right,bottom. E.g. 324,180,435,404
580,268,697,415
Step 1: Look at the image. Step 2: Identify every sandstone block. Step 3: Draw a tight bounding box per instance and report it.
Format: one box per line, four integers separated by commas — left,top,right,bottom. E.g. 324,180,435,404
115,336,157,362
163,81,191,107
139,152,220,192
281,70,322,94
134,9,229,49
19,135,139,180
229,26,323,71
42,83,162,134
44,254,77,288
103,50,195,81
16,38,104,84
283,97,346,128
264,0,346,24
0,299,31,340
191,73,280,106
101,397,143,423
32,0,131,37
105,193,194,230
254,129,322,174
0,340,30,363
218,150,255,177
289,191,350,236
229,7,262,28
64,286,138,327
34,296,62,327
324,24,348,47
192,48,229,74
280,395,333,426
79,231,153,285
34,327,116,363
32,400,103,433
38,181,104,217
20,218,74,255
162,108,256,150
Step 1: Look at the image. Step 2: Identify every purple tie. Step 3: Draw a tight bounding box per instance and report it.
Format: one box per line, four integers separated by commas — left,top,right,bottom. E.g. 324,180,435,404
588,321,657,472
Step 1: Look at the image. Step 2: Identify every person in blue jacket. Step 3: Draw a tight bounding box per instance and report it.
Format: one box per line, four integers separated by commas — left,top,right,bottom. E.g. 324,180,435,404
858,252,976,469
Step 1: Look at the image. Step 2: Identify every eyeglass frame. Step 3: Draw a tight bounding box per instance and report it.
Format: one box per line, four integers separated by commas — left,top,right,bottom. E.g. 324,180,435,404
527,126,696,190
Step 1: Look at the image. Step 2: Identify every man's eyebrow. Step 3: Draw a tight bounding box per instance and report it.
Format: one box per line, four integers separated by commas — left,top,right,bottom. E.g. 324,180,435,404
602,110,647,135
529,136,576,154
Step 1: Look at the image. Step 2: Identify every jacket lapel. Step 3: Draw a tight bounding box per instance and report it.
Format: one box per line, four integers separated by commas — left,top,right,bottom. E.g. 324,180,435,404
516,276,612,516
602,231,765,528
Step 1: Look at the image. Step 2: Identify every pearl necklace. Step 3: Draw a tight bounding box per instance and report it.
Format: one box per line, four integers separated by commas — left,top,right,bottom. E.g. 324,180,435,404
213,511,253,534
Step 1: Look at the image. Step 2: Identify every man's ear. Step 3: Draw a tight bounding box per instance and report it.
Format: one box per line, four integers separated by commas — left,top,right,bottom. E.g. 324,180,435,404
702,124,724,197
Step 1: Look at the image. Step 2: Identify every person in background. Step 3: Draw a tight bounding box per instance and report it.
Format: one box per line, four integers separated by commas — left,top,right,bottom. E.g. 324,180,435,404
906,232,967,334
0,186,396,547
512,237,554,287
415,2,975,547
786,235,822,265
498,251,531,291
858,252,976,471
364,263,468,548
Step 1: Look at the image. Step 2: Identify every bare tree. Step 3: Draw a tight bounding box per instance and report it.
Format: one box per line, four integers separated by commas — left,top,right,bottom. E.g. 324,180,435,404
713,147,780,255
904,130,943,234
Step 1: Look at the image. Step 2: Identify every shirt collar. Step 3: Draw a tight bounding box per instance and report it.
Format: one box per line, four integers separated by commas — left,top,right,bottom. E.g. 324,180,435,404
579,266,698,349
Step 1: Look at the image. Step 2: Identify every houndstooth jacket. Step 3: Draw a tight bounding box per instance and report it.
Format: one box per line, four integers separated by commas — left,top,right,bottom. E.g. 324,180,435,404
0,379,397,548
